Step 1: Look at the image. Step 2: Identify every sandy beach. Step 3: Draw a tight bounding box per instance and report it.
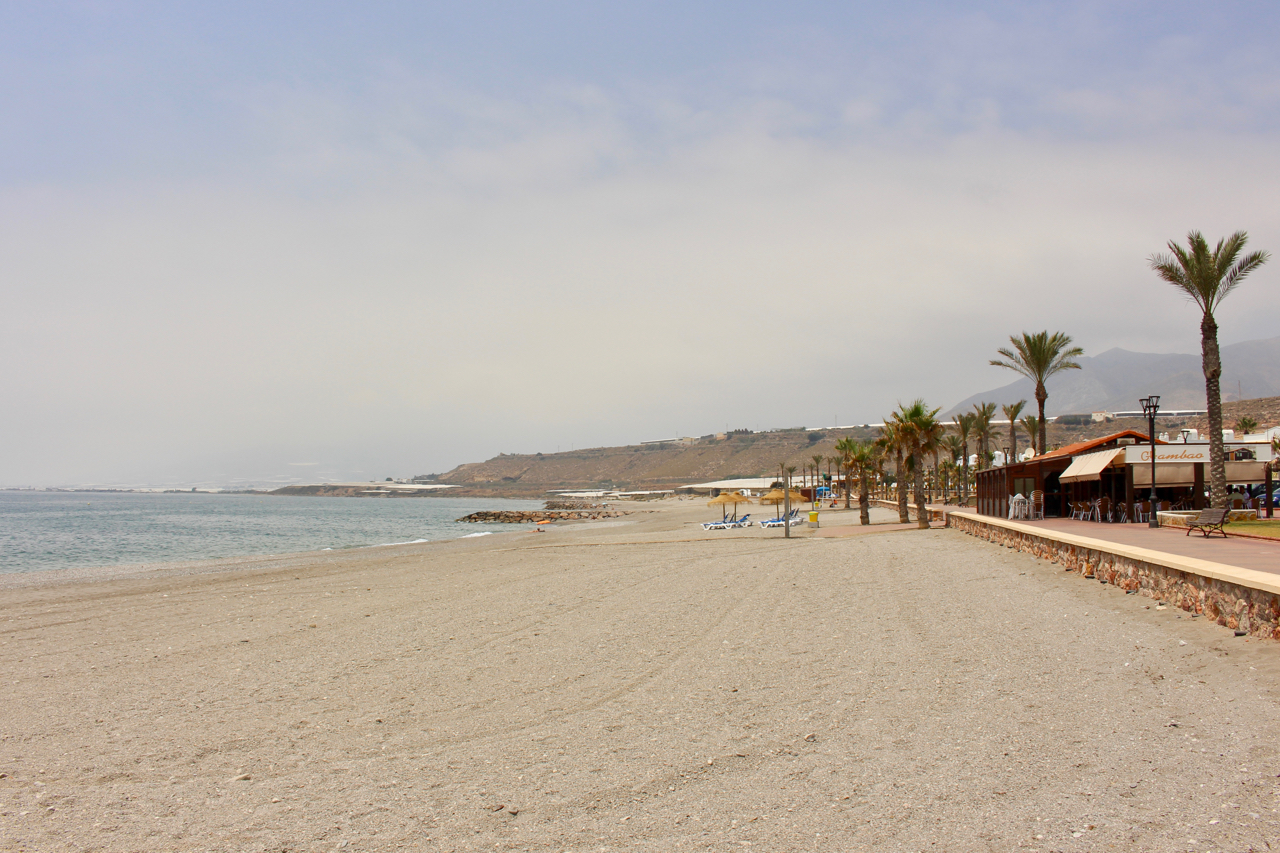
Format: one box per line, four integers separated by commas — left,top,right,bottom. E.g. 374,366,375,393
3,498,1280,852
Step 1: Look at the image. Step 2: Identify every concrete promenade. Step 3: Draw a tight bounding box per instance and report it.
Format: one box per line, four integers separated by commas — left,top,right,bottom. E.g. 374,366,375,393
967,513,1280,579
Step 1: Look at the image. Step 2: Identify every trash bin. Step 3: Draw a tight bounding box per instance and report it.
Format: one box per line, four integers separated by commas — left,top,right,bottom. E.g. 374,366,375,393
808,511,819,527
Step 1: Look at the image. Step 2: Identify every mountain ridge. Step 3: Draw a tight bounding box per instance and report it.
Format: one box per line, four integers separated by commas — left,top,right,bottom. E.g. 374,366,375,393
948,336,1280,417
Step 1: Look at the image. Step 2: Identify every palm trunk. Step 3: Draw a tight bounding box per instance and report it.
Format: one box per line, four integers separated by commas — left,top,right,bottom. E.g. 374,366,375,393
896,448,909,523
961,440,970,501
1009,422,1017,465
783,470,791,539
859,475,870,525
844,464,852,510
1203,312,1228,507
1036,384,1048,458
913,454,929,529
936,445,947,499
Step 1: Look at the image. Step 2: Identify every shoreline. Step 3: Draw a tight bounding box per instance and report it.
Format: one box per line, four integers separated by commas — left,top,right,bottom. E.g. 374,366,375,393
0,492,551,585
4,498,1279,851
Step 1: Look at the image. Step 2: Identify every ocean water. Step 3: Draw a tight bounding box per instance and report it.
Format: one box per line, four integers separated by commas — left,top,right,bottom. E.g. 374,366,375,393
0,492,547,575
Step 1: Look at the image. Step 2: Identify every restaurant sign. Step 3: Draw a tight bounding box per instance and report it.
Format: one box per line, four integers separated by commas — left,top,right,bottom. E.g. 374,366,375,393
1124,445,1208,464
1123,442,1273,465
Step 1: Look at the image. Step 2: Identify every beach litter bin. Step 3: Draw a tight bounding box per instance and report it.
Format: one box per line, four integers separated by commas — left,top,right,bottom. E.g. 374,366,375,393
808,510,819,527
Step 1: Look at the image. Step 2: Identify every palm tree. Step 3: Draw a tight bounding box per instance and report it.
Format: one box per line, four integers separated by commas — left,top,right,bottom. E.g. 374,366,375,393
878,421,910,523
783,464,798,538
971,402,997,471
834,437,857,509
936,458,950,503
941,434,964,502
955,413,975,500
812,453,825,501
847,440,881,525
1019,414,1040,455
897,400,945,529
1001,400,1027,465
991,331,1084,457
1150,232,1269,507
1236,416,1259,435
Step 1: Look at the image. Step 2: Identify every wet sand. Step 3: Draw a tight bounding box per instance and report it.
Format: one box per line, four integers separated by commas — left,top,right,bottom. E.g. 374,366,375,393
3,499,1280,851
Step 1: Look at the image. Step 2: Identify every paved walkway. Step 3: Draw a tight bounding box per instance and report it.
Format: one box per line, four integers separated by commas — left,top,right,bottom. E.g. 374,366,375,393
964,514,1280,578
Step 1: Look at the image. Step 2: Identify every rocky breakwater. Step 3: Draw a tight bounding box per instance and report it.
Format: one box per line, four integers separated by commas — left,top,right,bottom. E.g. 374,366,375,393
457,509,631,523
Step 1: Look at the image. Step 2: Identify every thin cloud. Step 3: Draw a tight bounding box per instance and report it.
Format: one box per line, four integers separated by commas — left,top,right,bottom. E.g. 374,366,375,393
2,3,1278,486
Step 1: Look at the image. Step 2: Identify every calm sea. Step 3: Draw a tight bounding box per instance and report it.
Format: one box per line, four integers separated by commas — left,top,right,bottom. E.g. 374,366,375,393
0,492,546,575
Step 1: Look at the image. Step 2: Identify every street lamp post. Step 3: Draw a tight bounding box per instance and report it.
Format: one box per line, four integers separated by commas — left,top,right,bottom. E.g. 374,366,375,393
1140,396,1161,527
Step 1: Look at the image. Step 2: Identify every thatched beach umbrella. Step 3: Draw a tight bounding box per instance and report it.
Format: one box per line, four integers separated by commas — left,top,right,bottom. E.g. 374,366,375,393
707,491,752,521
758,488,805,518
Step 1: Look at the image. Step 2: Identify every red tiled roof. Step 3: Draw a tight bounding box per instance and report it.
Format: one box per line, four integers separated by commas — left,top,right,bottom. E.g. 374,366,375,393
1038,429,1158,461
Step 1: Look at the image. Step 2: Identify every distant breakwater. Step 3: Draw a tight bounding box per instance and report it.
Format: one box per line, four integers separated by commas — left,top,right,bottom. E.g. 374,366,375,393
457,510,630,523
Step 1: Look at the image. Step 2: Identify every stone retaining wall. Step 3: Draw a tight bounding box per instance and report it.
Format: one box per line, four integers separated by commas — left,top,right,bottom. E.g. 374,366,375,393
948,512,1280,640
457,510,630,523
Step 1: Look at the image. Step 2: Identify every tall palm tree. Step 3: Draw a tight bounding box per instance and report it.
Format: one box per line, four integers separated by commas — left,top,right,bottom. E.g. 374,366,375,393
811,453,825,500
936,432,947,499
847,440,881,525
991,331,1084,456
1019,414,1040,455
971,402,997,471
1150,231,1269,507
898,400,945,529
783,464,798,538
1002,400,1027,464
878,421,910,523
941,434,964,502
955,413,975,500
835,437,857,509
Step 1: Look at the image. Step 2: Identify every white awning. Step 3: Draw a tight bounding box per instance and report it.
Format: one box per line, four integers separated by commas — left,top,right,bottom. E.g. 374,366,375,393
1059,448,1126,483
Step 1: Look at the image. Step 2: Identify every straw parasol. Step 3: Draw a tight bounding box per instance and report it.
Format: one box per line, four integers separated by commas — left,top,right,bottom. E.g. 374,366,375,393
758,488,805,518
707,491,752,521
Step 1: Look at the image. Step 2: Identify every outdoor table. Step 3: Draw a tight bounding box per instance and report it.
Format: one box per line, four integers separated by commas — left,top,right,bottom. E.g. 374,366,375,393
1008,494,1029,520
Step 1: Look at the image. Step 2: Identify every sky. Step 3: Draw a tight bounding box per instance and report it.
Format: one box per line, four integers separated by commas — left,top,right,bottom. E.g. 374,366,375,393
3,1,1279,488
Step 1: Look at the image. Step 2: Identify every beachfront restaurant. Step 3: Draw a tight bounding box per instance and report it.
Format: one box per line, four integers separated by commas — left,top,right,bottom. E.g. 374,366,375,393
975,430,1275,520
975,430,1149,519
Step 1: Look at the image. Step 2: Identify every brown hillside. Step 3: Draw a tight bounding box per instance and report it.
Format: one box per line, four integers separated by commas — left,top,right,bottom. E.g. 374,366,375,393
437,428,881,496
1183,396,1280,434
432,397,1280,497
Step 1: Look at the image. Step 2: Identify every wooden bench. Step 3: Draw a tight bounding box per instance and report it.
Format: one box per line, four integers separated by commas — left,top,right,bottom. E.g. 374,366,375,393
1185,507,1230,538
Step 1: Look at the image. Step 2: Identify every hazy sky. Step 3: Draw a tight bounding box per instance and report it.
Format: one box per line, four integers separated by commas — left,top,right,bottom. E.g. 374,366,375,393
3,1,1278,488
